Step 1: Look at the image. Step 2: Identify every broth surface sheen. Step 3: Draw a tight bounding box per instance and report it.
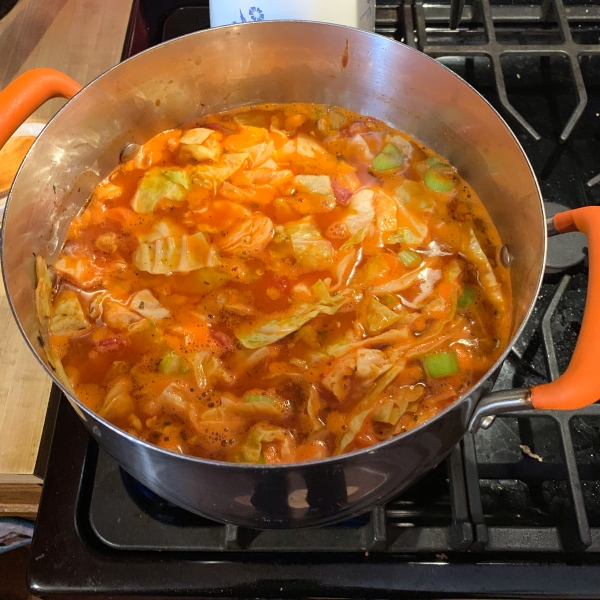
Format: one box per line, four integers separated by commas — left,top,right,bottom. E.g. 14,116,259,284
38,104,512,464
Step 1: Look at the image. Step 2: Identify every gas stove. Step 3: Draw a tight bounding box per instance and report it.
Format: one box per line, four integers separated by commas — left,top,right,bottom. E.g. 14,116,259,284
28,1,600,598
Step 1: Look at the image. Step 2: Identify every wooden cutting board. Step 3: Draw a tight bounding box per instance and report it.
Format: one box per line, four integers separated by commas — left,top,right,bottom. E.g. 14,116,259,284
0,266,54,484
0,0,134,491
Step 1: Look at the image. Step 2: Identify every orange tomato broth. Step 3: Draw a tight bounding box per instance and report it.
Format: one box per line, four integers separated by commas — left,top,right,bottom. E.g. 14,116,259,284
43,104,512,464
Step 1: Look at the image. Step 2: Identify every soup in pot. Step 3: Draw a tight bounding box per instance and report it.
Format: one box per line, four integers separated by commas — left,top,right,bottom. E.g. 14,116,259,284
36,104,512,463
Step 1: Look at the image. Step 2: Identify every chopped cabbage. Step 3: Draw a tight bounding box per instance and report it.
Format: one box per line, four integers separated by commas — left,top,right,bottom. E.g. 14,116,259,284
245,140,275,167
310,279,334,303
339,227,367,252
218,214,274,256
465,229,505,312
180,128,213,145
285,218,334,270
49,291,90,337
307,385,325,431
338,409,371,453
54,255,102,289
201,397,281,421
365,297,402,335
158,351,190,375
355,349,392,385
138,219,186,244
375,191,398,234
372,386,423,425
358,254,391,286
189,350,233,392
343,189,375,235
98,377,134,421
296,135,326,157
402,268,442,308
131,289,170,320
35,255,52,325
355,359,407,413
325,328,410,358
103,300,143,331
131,167,191,213
294,174,334,198
134,232,220,274
146,382,190,418
345,134,374,162
240,424,293,462
46,345,76,394
323,348,391,400
386,134,413,158
193,153,249,187
322,353,355,400
236,292,347,349
181,128,222,161
388,181,430,244
370,265,424,295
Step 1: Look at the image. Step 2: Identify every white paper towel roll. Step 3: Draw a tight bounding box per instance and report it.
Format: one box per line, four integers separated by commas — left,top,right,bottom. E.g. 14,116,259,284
209,0,375,31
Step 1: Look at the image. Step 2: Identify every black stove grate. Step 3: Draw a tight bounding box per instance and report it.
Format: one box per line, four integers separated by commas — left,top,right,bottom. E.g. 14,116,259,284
379,0,600,143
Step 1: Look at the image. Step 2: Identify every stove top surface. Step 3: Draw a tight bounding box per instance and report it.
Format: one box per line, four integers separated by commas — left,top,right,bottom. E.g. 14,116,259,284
28,0,600,598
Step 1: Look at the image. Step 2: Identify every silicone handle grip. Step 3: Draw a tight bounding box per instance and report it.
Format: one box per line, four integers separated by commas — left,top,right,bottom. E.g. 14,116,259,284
531,207,600,410
0,68,82,149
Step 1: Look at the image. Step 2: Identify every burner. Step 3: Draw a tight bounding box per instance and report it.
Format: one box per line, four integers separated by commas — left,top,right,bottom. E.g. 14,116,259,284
544,201,588,274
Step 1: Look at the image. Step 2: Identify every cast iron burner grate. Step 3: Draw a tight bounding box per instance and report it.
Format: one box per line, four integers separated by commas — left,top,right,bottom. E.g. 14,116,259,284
27,1,600,598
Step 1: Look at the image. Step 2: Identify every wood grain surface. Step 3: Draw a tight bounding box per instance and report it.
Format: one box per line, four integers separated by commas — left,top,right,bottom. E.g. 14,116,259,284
0,0,134,121
0,0,134,483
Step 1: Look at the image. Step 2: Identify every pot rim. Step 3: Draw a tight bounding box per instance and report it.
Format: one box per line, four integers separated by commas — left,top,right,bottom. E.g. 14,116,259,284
1,20,547,471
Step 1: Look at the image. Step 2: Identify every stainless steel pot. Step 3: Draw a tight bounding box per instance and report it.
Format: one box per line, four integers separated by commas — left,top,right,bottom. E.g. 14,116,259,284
1,22,599,528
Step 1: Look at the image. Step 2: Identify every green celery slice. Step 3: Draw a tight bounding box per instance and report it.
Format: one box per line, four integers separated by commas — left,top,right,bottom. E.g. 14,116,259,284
423,351,460,379
158,351,190,375
244,394,275,404
457,285,477,308
372,143,404,172
424,166,454,192
398,249,422,267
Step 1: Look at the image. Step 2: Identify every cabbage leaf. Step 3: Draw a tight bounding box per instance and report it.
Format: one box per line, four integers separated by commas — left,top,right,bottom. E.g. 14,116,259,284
365,297,402,335
131,289,170,320
465,229,505,312
189,350,233,392
240,424,293,463
131,167,191,213
218,214,274,256
372,386,423,425
338,409,371,454
193,153,249,187
50,291,90,337
138,219,186,243
98,377,134,421
294,174,334,197
285,218,334,270
158,351,190,375
134,232,220,274
236,288,347,349
343,189,375,235
181,128,222,161
35,255,52,325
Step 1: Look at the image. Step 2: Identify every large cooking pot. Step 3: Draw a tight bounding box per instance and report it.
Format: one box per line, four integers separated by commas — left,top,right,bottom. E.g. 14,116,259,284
1,22,599,528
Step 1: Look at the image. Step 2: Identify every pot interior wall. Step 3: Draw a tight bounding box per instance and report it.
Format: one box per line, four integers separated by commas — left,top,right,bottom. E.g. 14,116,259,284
2,21,545,379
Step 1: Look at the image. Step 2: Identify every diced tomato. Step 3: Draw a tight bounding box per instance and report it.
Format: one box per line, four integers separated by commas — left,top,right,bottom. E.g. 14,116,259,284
210,328,235,353
95,336,130,353
331,180,353,205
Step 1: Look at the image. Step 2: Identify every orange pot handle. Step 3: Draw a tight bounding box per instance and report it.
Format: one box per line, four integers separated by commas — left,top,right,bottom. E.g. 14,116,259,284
531,207,600,410
0,68,82,149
